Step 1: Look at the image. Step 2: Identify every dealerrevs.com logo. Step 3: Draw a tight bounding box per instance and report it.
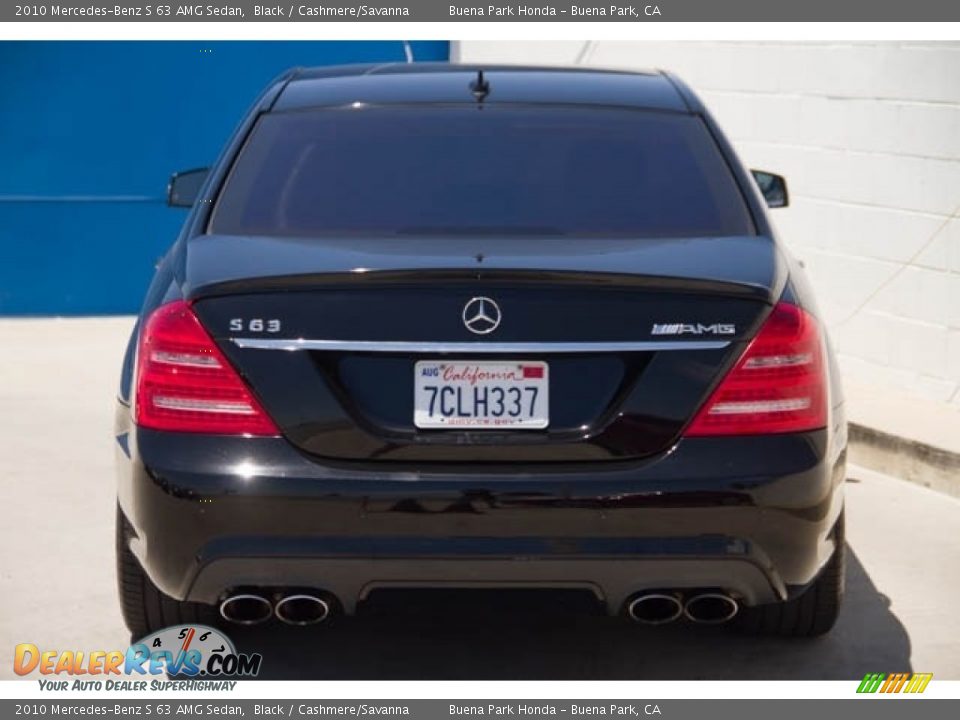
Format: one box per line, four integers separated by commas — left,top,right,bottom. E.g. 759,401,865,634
14,625,262,688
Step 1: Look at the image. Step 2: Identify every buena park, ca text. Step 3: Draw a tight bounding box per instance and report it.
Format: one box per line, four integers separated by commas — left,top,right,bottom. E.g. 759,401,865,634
450,5,661,16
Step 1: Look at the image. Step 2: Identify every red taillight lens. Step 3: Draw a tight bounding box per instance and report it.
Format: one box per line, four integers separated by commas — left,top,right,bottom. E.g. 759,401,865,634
684,301,827,437
135,300,279,435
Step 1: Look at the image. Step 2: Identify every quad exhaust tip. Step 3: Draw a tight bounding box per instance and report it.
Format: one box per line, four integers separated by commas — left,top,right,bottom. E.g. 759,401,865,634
626,591,739,625
683,593,739,624
626,593,684,625
219,594,273,625
219,592,332,626
274,594,331,626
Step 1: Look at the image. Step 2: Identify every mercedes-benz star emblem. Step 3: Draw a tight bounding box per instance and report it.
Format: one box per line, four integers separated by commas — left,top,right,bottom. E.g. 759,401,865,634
462,297,501,335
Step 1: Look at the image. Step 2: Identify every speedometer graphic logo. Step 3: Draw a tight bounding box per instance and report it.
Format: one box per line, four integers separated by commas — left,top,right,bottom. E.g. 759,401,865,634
14,623,262,678
132,624,261,677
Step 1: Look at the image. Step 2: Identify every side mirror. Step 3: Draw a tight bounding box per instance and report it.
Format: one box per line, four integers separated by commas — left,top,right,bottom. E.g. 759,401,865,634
167,168,209,208
751,170,788,208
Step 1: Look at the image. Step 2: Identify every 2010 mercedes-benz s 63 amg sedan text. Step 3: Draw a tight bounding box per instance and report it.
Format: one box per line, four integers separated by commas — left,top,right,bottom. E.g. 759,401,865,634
115,64,846,638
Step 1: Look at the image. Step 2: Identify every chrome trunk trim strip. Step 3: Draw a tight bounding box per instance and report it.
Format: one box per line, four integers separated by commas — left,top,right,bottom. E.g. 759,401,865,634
229,338,730,353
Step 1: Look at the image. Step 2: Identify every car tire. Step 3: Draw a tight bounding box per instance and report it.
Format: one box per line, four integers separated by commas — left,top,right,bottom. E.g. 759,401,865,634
735,512,845,638
116,505,217,638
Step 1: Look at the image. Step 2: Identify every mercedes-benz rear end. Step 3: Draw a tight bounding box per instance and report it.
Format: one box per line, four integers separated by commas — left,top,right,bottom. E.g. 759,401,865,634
115,65,846,638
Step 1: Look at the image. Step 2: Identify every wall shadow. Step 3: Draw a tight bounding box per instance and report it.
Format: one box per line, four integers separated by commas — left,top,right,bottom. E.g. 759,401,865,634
224,544,910,680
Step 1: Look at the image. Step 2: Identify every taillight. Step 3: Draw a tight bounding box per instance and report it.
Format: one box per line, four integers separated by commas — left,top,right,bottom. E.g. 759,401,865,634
684,301,827,436
135,300,279,435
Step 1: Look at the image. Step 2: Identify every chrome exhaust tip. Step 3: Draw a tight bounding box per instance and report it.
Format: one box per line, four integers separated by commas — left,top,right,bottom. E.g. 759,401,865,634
274,594,331,626
683,593,739,624
219,594,273,625
626,593,684,625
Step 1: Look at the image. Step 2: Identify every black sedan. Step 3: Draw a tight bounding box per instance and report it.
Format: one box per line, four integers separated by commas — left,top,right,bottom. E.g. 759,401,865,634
115,64,846,638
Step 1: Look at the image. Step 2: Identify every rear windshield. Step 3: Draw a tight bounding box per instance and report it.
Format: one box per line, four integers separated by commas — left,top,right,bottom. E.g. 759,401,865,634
210,105,755,238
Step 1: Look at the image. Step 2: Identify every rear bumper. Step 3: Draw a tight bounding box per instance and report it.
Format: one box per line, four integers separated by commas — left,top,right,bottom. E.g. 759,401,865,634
116,423,845,615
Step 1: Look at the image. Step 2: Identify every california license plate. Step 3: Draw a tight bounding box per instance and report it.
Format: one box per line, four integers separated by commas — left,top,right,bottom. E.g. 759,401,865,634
414,360,549,429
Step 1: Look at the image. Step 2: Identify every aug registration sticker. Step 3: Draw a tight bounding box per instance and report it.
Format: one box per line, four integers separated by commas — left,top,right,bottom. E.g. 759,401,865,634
414,361,549,429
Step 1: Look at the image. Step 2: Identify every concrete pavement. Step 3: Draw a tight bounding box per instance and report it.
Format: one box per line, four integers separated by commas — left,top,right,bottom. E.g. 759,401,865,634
845,379,960,498
1,318,958,679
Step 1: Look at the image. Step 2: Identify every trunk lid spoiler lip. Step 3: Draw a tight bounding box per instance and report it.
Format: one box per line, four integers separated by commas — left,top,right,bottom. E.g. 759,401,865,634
180,233,786,304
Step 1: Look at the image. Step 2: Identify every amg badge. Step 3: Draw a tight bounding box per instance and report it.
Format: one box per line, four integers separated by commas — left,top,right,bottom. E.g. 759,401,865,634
651,323,736,336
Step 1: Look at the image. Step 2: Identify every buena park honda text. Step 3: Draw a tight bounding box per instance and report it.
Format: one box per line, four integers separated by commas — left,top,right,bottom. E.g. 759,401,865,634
115,63,846,638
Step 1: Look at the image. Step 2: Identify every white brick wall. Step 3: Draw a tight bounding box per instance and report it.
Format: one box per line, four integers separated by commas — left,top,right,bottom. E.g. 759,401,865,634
455,41,960,405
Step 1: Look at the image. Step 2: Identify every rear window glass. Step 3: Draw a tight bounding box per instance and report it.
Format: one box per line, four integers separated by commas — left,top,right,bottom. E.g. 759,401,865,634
210,105,754,238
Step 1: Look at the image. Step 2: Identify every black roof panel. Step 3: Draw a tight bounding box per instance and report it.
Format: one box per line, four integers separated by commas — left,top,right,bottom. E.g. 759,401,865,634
271,63,689,113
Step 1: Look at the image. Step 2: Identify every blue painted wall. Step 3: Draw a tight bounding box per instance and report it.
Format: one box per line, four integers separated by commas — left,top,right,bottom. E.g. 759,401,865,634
0,41,449,315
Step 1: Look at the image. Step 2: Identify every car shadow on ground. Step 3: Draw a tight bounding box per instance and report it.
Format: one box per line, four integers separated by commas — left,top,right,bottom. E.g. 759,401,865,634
224,544,910,680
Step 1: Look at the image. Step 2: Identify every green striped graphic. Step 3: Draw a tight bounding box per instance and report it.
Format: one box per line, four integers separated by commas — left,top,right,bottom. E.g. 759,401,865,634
857,673,886,693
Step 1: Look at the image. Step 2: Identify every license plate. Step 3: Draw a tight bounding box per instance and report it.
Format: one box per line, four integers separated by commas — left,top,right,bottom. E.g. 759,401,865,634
414,360,549,429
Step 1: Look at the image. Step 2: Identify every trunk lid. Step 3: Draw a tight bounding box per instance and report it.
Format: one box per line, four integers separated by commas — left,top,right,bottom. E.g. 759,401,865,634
184,234,784,464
